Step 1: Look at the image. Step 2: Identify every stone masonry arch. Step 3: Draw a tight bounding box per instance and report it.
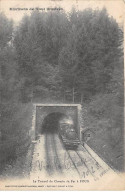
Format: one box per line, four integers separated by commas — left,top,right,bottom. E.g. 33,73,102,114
30,104,82,140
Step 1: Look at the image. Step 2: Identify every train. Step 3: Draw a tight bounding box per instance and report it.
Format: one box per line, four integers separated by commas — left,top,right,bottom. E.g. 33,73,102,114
58,117,80,149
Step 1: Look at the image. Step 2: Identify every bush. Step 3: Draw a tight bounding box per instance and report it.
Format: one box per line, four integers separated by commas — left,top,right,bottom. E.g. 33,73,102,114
81,92,124,171
0,102,33,170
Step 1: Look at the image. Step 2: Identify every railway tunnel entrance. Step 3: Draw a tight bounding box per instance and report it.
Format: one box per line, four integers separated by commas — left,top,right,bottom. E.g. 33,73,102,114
31,104,82,140
41,112,67,134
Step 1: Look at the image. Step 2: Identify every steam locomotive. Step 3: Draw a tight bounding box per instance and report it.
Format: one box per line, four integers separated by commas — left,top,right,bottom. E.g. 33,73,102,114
58,117,80,148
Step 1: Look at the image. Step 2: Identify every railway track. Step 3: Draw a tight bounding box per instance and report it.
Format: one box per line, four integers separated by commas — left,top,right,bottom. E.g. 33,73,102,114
30,133,112,180
55,134,99,179
45,133,54,175
65,144,111,180
45,133,63,175
51,134,62,173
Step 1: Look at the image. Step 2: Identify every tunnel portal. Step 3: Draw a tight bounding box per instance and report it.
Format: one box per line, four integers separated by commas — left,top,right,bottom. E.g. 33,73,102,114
32,104,81,140
41,112,67,134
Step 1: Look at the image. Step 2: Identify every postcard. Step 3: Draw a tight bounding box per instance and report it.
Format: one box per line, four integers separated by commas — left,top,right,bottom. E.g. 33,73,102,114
0,0,124,190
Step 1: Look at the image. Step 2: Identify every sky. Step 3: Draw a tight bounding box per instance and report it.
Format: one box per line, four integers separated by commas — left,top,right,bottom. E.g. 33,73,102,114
0,0,124,24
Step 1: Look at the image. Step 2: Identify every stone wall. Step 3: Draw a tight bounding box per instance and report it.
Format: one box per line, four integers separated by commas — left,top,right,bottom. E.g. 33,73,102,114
30,104,82,140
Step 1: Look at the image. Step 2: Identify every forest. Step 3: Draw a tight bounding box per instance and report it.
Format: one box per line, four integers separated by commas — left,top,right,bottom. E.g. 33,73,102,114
0,7,124,172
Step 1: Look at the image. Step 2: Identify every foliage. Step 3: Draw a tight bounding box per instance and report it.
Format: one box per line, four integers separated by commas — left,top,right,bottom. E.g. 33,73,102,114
0,14,32,168
0,8,123,171
13,8,123,103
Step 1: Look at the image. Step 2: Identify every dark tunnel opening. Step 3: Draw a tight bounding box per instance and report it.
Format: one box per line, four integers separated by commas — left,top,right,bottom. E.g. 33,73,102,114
41,112,68,134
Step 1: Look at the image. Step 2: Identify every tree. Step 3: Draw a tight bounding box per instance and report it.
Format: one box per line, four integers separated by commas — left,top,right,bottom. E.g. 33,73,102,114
14,8,123,103
59,24,79,102
14,10,69,102
59,8,123,102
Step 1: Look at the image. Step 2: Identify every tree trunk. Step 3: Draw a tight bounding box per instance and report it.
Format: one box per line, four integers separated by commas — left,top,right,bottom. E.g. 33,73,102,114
63,91,65,103
73,87,75,103
80,92,83,104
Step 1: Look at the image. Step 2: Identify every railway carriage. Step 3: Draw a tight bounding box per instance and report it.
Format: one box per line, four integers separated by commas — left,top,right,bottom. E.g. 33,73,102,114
58,118,80,149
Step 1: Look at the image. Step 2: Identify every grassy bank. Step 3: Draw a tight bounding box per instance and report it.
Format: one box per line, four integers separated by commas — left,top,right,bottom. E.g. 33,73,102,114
81,93,124,172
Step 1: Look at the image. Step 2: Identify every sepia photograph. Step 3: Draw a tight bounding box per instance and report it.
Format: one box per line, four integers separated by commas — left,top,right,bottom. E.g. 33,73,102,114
0,0,124,190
